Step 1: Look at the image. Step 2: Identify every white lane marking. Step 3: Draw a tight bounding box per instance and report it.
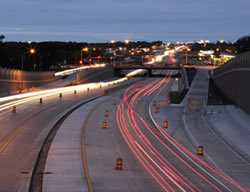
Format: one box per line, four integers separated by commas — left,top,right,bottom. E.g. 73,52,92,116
148,74,233,192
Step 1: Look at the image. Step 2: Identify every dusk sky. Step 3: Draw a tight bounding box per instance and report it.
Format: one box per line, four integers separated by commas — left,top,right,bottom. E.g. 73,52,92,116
1,0,250,43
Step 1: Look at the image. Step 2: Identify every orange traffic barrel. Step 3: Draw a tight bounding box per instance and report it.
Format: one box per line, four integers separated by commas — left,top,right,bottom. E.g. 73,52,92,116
115,158,123,170
40,98,43,104
102,121,107,129
12,106,16,113
153,101,156,107
197,146,203,155
59,93,62,98
164,121,168,128
87,88,90,92
105,110,109,117
155,107,159,113
74,90,77,94
27,88,30,92
100,85,102,88
113,100,117,105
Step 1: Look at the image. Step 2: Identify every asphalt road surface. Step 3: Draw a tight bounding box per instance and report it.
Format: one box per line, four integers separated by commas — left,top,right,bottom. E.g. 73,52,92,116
0,69,249,192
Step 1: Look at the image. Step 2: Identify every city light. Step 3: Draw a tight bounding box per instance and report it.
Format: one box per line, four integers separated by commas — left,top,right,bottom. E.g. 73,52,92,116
124,40,130,44
82,47,88,52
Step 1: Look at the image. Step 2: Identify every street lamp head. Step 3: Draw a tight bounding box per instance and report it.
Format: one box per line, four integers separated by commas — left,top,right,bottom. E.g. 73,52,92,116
82,47,88,52
29,48,35,54
110,40,115,44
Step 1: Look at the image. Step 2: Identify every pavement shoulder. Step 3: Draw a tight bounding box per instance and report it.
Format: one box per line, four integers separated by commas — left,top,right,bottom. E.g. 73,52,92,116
43,96,108,192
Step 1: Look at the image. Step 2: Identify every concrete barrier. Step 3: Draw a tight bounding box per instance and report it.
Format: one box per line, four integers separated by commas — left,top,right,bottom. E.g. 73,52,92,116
212,51,250,114
0,67,56,93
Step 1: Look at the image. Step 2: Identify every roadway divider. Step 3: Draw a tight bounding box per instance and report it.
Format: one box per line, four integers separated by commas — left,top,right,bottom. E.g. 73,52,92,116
197,146,204,155
163,121,168,128
155,107,159,113
102,121,107,129
12,106,16,113
153,100,156,107
105,110,109,117
115,158,123,170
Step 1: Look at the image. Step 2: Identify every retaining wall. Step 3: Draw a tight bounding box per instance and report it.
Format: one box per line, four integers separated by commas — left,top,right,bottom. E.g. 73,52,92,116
212,51,250,114
0,67,56,93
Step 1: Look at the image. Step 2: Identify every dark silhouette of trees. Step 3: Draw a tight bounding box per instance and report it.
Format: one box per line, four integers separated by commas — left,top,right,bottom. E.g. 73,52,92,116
0,35,5,42
235,35,250,53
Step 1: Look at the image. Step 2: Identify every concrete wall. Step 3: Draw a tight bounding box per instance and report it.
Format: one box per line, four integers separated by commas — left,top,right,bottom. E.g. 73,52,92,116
0,67,56,93
212,51,250,114
75,66,114,84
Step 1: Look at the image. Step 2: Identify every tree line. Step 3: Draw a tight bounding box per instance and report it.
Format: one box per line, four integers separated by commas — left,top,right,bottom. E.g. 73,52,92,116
0,33,250,71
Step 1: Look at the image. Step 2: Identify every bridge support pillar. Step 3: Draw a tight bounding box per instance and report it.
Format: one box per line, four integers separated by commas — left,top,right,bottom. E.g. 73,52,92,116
148,69,152,77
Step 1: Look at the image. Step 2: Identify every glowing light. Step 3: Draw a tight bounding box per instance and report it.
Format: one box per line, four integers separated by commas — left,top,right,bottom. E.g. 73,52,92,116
55,64,107,76
220,40,225,43
125,40,130,44
115,75,245,191
82,47,88,52
29,49,35,54
0,69,143,110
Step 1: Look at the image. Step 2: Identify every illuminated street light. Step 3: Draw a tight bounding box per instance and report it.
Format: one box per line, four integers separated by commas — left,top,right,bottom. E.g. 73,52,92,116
80,47,89,64
30,48,35,54
21,48,36,70
110,40,115,44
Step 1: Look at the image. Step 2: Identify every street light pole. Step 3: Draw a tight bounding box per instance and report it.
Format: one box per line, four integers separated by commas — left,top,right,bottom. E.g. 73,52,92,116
21,48,36,70
80,47,88,65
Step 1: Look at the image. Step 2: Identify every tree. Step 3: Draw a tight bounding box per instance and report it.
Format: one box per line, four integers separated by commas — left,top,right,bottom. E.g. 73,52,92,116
235,35,250,53
0,35,5,42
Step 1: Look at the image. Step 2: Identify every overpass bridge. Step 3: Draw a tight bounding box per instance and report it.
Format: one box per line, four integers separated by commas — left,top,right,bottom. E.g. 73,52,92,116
114,64,182,76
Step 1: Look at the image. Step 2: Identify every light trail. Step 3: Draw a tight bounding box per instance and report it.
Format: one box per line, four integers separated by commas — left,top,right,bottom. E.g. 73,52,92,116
144,46,182,65
54,63,107,76
116,74,246,191
0,69,144,111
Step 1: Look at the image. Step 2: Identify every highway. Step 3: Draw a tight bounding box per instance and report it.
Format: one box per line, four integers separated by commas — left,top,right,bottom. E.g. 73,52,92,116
115,73,245,191
0,67,142,192
79,70,248,191
0,55,249,191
